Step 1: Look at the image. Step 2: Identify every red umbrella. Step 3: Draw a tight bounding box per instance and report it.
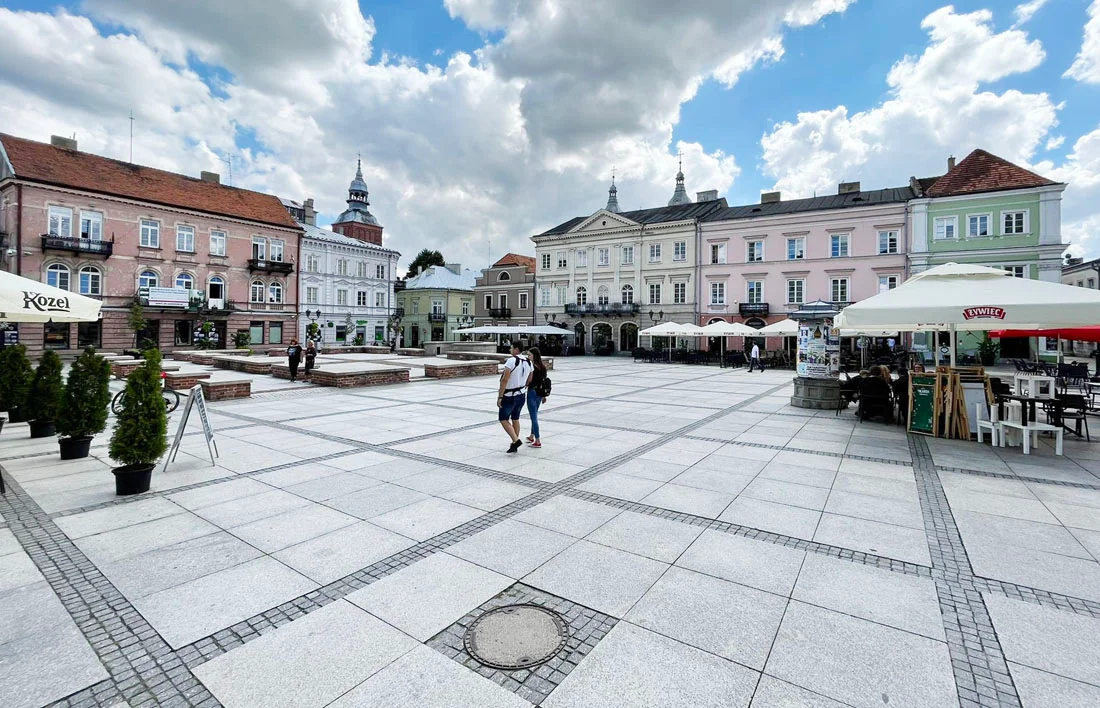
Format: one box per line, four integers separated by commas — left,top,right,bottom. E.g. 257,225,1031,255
989,327,1100,343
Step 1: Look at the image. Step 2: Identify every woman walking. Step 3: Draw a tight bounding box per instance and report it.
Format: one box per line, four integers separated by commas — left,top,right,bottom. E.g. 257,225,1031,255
525,347,549,448
304,340,317,380
286,339,302,382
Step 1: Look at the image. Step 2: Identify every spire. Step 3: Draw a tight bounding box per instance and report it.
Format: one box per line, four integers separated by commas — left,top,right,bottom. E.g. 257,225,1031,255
334,155,380,228
668,150,691,206
605,167,621,213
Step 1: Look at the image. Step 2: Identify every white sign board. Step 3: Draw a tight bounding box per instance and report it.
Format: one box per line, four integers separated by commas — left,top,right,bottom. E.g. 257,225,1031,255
163,385,218,471
146,287,190,308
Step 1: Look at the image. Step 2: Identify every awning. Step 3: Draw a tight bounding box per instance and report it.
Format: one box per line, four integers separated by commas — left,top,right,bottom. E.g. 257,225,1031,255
990,327,1100,343
0,269,102,323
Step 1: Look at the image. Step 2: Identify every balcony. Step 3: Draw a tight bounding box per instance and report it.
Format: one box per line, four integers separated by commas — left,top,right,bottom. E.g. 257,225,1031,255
564,302,640,317
248,258,293,274
428,312,447,322
739,302,770,316
41,234,113,257
489,307,512,319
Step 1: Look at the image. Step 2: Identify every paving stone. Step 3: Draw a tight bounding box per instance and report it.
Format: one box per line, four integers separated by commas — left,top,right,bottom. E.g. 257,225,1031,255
72,513,221,566
324,482,429,519
1008,661,1100,708
0,549,45,592
227,503,358,553
718,496,821,539
984,592,1100,686
55,497,184,539
439,479,535,511
585,510,704,563
675,529,805,596
0,619,109,708
446,518,577,578
639,483,735,518
191,488,312,528
812,513,932,566
273,521,417,585
370,496,485,541
749,675,849,707
511,496,622,537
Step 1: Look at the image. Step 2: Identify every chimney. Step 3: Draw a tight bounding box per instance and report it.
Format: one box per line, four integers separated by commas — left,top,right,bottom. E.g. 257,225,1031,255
696,190,718,202
200,171,220,184
909,176,923,197
838,181,860,195
948,155,956,171
50,135,77,151
761,191,781,204
303,198,316,226
444,263,462,275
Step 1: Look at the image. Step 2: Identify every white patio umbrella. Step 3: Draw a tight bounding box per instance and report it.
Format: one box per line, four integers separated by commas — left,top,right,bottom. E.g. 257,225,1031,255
640,321,688,360
701,320,757,362
757,318,798,336
0,269,102,323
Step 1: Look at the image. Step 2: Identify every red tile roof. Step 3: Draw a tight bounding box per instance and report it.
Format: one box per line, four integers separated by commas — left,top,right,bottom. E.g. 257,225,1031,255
925,149,1058,197
493,252,536,271
0,133,300,229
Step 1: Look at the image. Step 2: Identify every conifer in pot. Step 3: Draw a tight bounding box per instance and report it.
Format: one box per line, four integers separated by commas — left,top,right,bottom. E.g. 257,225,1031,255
26,350,64,438
0,344,33,425
108,349,168,495
56,347,111,459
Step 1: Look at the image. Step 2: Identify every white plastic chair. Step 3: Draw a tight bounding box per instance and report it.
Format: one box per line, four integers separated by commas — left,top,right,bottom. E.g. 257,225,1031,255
975,402,1000,447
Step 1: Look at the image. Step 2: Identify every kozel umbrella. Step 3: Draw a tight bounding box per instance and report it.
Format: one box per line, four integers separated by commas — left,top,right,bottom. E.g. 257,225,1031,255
0,269,102,323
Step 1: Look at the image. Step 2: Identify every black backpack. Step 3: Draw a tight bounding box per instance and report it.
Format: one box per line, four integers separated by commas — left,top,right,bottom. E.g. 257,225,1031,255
534,372,552,397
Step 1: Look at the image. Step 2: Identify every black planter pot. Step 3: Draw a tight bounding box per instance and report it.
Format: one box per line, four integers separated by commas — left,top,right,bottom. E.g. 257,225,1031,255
59,436,93,460
29,420,56,438
7,407,27,424
112,463,154,496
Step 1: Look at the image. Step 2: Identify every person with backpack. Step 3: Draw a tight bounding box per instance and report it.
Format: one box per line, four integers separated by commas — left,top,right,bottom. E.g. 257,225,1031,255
525,347,551,448
497,343,533,453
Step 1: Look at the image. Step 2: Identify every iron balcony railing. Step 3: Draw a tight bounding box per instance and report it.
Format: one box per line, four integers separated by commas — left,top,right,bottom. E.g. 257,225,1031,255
41,234,113,257
247,258,293,274
489,307,512,318
564,302,640,316
428,312,447,322
739,302,770,316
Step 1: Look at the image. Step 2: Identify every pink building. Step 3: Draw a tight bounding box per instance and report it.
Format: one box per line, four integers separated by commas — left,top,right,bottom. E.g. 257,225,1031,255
697,182,912,348
0,134,302,357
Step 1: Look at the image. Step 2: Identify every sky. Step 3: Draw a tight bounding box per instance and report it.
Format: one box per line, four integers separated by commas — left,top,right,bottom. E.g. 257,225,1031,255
1,0,1098,273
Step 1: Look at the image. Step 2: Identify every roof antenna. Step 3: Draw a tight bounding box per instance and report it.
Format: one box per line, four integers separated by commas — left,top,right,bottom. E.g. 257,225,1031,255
128,110,134,163
219,154,233,186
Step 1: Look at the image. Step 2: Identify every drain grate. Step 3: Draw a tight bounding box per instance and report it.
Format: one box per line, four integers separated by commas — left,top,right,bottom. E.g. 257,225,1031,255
464,604,569,670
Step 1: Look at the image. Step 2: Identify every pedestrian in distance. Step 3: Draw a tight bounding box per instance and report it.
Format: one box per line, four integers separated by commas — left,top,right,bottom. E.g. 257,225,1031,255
304,340,317,380
497,342,532,453
525,347,551,448
749,341,765,372
286,339,302,382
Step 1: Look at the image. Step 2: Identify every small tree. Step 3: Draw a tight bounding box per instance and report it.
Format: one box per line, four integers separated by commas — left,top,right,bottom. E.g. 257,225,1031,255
57,348,111,439
26,350,64,423
109,349,168,467
232,330,251,348
977,333,1000,366
128,301,148,349
0,345,33,415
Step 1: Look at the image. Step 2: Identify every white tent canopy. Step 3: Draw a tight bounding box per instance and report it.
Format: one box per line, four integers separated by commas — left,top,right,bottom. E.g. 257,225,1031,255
702,320,758,336
453,325,574,335
757,319,798,336
0,269,102,323
639,322,686,336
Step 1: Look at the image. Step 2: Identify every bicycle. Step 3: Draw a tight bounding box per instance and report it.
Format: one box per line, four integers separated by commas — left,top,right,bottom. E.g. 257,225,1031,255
111,371,181,415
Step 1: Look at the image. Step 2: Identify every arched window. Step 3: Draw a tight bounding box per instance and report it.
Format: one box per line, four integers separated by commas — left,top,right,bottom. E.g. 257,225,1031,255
621,284,634,304
597,285,609,305
208,276,225,300
78,266,101,295
268,281,283,304
138,270,158,289
498,271,511,282
46,263,71,291
250,280,265,303
576,286,587,305
175,273,194,290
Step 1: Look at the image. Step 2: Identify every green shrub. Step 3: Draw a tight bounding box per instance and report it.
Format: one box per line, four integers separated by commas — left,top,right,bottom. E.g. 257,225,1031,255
25,350,64,423
57,347,111,439
977,334,1000,366
233,330,251,348
0,345,33,414
109,349,168,467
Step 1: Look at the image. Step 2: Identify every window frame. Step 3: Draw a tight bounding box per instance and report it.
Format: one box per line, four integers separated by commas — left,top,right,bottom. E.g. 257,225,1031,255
878,275,899,293
375,292,385,308
78,266,102,296
673,282,686,304
541,253,551,270
621,284,634,304
830,233,849,258
710,243,727,264
747,280,763,304
305,286,319,304
140,219,161,248
556,251,568,269
498,270,511,282
336,289,348,306
175,272,194,290
540,288,551,307
786,278,804,305
621,245,634,266
79,210,102,241
1002,210,1028,235
519,291,529,310
648,283,661,305
747,240,764,263
575,286,587,305
933,216,957,240
47,262,71,291
967,213,992,239
269,239,284,262
175,224,196,253
138,270,159,289
576,249,588,268
673,241,687,262
48,206,73,238
250,280,265,303
710,281,726,305
786,237,805,261
251,236,267,260
210,230,227,256
831,277,850,303
597,248,610,267
877,230,899,254
268,281,284,304
648,243,662,263
357,261,367,278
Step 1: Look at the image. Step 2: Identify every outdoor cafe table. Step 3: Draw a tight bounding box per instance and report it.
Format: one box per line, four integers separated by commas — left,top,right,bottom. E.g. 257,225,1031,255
997,394,1062,426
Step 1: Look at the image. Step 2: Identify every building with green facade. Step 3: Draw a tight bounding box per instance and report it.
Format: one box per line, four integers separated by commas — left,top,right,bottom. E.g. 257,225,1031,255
908,150,1066,358
394,264,477,347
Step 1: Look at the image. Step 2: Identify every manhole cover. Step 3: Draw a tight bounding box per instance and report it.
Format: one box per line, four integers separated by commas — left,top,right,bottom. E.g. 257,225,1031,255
464,604,569,670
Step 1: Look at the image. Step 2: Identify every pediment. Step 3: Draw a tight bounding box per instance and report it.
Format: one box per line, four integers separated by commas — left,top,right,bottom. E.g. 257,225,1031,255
569,209,638,233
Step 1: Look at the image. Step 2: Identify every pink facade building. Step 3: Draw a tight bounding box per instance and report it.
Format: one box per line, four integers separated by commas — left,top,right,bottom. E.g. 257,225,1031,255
697,182,912,346
0,134,302,357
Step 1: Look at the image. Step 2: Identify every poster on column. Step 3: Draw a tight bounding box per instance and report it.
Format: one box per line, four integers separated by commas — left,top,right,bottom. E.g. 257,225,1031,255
797,321,841,379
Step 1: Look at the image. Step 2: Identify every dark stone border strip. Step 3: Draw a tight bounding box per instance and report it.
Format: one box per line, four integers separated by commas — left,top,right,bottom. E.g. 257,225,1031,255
935,465,1100,490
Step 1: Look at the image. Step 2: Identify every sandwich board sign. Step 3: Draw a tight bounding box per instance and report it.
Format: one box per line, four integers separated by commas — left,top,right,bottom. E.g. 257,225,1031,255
163,385,218,472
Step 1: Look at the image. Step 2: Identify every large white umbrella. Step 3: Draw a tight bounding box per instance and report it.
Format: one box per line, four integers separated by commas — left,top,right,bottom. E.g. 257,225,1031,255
757,319,798,336
453,325,574,335
639,322,685,336
0,270,102,323
701,320,757,363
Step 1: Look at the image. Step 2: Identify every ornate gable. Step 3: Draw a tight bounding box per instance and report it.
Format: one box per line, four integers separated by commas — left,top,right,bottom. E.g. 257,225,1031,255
569,209,638,233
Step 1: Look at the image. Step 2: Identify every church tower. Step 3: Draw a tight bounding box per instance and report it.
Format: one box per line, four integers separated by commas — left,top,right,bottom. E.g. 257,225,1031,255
605,170,621,213
331,158,384,246
667,154,692,206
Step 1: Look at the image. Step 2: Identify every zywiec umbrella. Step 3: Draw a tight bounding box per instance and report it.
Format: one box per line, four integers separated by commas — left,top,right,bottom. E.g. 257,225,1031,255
0,269,102,323
990,327,1100,344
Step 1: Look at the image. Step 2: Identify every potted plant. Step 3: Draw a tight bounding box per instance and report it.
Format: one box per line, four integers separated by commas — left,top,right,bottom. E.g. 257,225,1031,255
0,345,33,428
25,350,64,438
56,347,111,459
977,334,1000,366
108,349,167,495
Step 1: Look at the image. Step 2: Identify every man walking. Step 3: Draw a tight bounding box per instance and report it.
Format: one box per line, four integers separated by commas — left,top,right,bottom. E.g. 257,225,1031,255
286,339,302,382
497,343,532,453
749,341,764,372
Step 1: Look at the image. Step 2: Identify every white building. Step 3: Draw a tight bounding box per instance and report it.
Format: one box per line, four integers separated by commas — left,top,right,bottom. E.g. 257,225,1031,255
283,161,400,346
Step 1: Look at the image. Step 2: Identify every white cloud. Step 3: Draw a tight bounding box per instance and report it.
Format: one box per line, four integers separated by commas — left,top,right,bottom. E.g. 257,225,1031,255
1065,0,1100,83
1033,126,1100,257
1012,0,1050,27
1046,135,1065,150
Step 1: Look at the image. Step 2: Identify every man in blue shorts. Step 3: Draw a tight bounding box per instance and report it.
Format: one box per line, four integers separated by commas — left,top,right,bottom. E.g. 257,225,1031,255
497,343,532,453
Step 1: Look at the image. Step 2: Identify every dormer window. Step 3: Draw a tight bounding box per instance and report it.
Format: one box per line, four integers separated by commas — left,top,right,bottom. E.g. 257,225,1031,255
498,271,511,282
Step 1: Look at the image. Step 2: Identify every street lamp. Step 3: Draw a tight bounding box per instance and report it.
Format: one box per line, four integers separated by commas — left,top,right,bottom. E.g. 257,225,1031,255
648,309,664,324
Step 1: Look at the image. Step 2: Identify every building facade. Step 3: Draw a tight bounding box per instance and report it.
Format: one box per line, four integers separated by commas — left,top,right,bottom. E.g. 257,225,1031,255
697,183,911,344
531,171,726,353
285,161,400,346
474,253,536,327
0,133,301,357
395,264,477,347
1061,256,1100,356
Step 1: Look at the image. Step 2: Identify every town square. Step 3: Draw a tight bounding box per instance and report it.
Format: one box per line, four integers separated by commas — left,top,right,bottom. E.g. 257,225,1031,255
3,1,1100,707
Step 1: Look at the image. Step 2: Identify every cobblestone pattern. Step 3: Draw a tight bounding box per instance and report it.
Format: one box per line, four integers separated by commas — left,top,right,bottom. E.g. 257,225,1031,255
935,465,1100,490
0,471,221,708
426,583,617,705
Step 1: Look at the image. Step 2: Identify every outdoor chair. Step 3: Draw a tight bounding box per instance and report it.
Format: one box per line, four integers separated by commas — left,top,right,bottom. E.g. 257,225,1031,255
975,402,1000,446
1060,394,1091,441
857,377,894,423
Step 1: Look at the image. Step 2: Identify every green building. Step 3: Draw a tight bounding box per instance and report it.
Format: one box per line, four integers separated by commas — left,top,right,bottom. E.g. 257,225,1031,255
908,150,1066,359
395,264,477,347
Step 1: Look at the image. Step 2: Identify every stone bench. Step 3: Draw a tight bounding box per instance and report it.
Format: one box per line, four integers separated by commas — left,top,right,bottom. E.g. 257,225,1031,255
424,360,499,379
310,363,410,388
271,362,322,380
396,348,427,357
174,348,250,364
446,351,554,370
164,371,212,391
111,360,142,378
160,364,181,372
210,355,279,374
200,379,251,401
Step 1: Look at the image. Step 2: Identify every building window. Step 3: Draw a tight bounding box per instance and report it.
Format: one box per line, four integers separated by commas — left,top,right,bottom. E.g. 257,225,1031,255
648,283,661,304
269,322,283,345
176,225,195,252
967,214,991,238
431,299,444,315
375,292,385,308
357,262,367,278
337,259,348,276
269,240,284,262
787,237,805,260
541,288,551,306
48,206,73,238
1089,278,1096,289
710,282,725,305
747,280,763,304
174,320,193,346
140,219,160,248
673,282,686,304
337,289,348,306
251,237,266,260
648,243,662,263
462,301,471,316
499,293,509,309
878,275,898,293
831,278,850,303
305,286,318,304
622,246,634,266
250,280,265,302
484,294,492,310
541,253,551,270
878,230,898,254
350,290,363,307
269,281,283,304
498,271,511,282
597,285,609,306
47,263,70,290
598,248,610,266
78,321,101,348
673,241,687,261
556,286,567,305
139,270,158,289
787,279,804,305
305,254,318,272
79,266,101,295
710,243,727,264
412,299,420,314
1003,211,1027,235
376,264,386,279
1002,265,1026,278
79,211,102,240
210,230,227,256
519,292,529,309
934,216,956,240
747,241,764,263
621,284,634,304
576,249,588,267
830,234,849,257
556,251,568,269
44,321,70,349
175,273,194,290
576,286,587,305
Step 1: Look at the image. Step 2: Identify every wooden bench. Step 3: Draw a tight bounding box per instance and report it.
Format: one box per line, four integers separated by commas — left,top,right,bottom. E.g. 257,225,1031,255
164,371,212,391
424,360,499,379
396,348,427,357
200,379,251,401
310,363,410,388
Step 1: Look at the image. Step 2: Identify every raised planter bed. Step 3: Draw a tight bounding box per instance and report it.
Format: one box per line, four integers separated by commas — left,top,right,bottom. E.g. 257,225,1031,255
424,360,499,379
110,360,142,378
310,363,410,388
210,355,279,375
164,371,212,391
272,362,320,380
396,348,427,357
446,351,554,370
199,379,251,401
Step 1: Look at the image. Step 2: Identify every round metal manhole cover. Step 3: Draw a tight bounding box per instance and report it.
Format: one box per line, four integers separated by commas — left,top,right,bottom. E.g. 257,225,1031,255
464,604,569,670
